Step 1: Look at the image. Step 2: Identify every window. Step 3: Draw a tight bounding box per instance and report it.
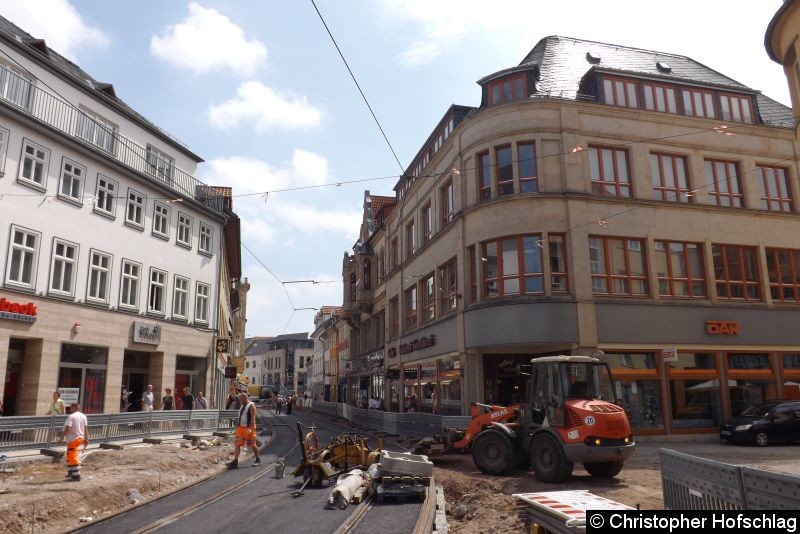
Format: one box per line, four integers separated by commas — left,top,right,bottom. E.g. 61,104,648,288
126,189,146,228
604,352,663,432
195,283,210,323
391,237,399,269
495,145,513,196
199,223,213,255
49,238,78,296
757,165,793,212
0,64,32,109
725,353,775,416
146,146,174,182
589,237,648,295
421,202,432,245
58,158,85,203
719,93,753,123
642,82,678,114
482,235,544,297
18,139,49,189
438,257,457,313
77,107,117,154
172,276,190,319
682,88,716,119
6,226,40,288
440,179,454,225
655,241,706,298
549,234,568,293
589,146,631,197
705,159,743,207
177,212,193,248
148,268,167,314
603,77,638,108
518,142,538,193
363,259,371,290
420,273,435,324
94,175,117,217
667,352,721,430
467,245,477,304
487,74,525,105
650,153,690,202
120,260,141,309
377,248,385,284
405,220,416,259
712,244,760,301
152,202,170,238
477,152,491,201
766,248,800,302
389,297,399,338
87,250,112,303
0,125,9,174
404,286,417,330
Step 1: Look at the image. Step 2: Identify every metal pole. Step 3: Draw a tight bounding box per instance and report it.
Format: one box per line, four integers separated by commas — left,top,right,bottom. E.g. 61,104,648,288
147,408,153,437
46,414,55,448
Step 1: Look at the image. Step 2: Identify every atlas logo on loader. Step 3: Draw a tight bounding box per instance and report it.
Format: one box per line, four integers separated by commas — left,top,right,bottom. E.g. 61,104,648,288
415,355,636,483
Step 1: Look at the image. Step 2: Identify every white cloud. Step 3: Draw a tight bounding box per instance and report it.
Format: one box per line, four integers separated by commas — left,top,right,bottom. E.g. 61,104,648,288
150,2,267,76
208,81,322,133
201,149,328,195
0,0,108,60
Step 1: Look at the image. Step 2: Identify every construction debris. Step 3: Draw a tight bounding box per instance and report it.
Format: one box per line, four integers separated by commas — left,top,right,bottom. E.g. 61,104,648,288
327,469,365,509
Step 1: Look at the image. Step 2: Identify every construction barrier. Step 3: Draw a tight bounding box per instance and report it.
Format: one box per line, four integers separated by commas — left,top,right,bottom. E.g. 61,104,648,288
0,410,239,452
660,448,800,510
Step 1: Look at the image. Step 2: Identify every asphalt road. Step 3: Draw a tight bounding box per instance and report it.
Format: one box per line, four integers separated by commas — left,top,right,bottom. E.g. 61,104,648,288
78,409,423,534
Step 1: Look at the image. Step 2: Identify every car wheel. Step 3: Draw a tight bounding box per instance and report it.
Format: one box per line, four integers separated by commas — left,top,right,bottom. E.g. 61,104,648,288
755,432,769,447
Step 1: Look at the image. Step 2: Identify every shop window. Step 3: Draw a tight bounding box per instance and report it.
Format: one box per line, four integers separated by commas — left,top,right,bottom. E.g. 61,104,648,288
726,353,776,416
654,240,706,298
712,244,760,301
419,362,438,414
439,359,461,416
59,343,108,414
589,236,648,296
782,354,800,400
605,352,657,372
403,366,418,412
615,380,664,431
669,379,722,429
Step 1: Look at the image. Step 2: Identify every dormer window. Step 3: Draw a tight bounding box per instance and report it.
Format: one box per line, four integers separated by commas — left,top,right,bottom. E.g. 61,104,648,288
603,77,638,108
487,73,526,106
719,93,753,123
656,61,671,73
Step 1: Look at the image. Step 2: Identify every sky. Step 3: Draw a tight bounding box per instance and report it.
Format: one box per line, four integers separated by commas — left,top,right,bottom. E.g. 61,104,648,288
0,0,791,338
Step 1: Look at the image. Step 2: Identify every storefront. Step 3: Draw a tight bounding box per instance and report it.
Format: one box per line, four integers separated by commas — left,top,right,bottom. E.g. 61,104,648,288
174,355,207,407
58,343,108,414
386,356,462,415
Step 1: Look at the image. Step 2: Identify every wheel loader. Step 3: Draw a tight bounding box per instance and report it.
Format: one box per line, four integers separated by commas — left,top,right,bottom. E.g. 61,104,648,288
418,355,636,483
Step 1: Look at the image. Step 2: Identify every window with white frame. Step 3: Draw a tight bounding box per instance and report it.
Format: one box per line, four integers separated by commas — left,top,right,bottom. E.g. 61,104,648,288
49,238,78,296
87,250,112,303
18,139,49,189
177,212,192,248
148,268,167,314
94,175,117,217
126,189,146,228
6,226,40,288
199,222,213,255
152,202,170,238
77,107,117,154
58,158,85,203
146,146,174,182
120,260,141,309
195,282,210,323
0,63,32,109
0,125,10,174
173,276,189,319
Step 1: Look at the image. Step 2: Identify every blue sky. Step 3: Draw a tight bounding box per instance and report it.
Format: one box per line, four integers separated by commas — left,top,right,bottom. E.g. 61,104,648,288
1,0,790,337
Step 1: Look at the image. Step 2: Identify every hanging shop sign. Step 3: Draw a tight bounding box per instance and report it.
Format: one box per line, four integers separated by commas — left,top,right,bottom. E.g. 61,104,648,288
706,320,739,335
399,335,436,355
343,361,353,372
133,321,161,344
661,347,678,363
0,298,38,323
388,348,397,358
369,350,384,369
216,337,230,354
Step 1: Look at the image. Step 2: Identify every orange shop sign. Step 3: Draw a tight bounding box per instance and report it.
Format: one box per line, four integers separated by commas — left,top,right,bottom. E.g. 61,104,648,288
0,297,38,323
706,320,739,335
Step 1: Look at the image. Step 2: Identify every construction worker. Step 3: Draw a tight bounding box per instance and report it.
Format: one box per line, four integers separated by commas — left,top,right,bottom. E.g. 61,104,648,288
228,391,260,469
57,402,88,481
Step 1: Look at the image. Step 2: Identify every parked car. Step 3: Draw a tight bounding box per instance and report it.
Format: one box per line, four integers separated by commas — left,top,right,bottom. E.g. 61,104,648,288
719,400,800,446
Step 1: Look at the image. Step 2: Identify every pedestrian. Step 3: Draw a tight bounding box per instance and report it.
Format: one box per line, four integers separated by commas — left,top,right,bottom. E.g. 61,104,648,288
181,387,194,410
56,402,88,481
225,387,241,410
275,395,283,415
141,385,155,411
120,387,130,412
161,388,174,410
195,392,208,410
47,391,66,415
285,394,293,415
228,391,261,469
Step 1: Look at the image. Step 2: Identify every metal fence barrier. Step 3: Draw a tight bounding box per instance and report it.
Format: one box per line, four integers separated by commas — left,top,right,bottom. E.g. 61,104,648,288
660,448,800,510
0,410,239,452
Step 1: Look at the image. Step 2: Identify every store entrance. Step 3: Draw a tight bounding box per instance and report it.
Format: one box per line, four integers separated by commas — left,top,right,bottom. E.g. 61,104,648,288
3,339,25,416
483,352,563,406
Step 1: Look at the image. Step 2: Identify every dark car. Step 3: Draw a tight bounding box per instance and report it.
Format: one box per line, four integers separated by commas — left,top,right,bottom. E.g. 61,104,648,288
719,400,800,446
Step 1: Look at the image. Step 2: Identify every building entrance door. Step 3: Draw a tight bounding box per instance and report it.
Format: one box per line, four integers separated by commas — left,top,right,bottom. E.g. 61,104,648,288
3,339,25,416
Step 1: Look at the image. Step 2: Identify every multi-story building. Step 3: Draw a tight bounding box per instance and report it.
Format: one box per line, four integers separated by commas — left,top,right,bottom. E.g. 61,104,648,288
342,35,800,435
251,333,313,396
243,336,274,390
766,0,800,119
0,16,239,414
309,306,341,401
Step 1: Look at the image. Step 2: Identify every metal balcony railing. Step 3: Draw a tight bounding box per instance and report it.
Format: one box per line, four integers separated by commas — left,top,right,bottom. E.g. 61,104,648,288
0,65,224,213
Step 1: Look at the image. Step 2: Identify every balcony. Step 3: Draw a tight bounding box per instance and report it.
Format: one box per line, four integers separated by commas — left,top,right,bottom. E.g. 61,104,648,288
0,65,224,213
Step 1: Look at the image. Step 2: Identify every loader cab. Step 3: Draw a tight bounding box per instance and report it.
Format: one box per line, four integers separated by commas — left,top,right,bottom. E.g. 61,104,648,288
528,356,617,428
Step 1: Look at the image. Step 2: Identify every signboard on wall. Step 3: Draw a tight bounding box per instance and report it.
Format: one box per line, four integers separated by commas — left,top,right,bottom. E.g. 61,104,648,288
0,298,38,323
661,347,678,363
706,320,739,335
58,387,79,405
216,338,230,354
133,322,161,345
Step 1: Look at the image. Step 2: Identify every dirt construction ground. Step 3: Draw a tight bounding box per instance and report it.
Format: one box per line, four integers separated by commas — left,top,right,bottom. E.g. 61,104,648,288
434,440,800,534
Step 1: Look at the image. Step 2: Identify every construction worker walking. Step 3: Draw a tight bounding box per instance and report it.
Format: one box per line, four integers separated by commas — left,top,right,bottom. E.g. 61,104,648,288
228,391,260,469
57,402,88,481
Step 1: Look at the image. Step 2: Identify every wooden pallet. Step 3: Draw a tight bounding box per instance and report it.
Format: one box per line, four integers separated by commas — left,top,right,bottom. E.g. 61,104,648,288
380,475,432,487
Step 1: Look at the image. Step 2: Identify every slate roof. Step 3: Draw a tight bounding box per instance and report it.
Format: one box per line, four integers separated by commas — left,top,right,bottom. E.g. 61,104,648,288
492,35,793,128
0,15,204,160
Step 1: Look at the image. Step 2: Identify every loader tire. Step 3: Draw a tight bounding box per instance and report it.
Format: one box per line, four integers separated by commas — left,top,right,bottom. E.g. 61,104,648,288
472,430,514,475
531,433,573,483
584,461,623,479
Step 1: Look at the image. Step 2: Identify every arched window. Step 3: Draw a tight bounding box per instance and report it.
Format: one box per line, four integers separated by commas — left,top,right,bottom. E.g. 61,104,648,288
364,259,372,290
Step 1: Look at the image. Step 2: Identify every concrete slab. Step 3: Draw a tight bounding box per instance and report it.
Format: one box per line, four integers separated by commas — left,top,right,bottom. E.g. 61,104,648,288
143,437,163,444
100,442,124,450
